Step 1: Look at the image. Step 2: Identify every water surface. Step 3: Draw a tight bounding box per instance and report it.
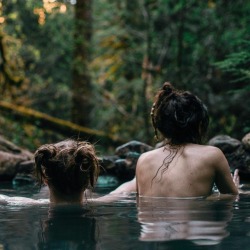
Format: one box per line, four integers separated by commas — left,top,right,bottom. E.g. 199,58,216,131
0,182,249,250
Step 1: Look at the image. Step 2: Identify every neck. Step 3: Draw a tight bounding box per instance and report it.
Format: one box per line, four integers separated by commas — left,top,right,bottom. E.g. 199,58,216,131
49,189,85,205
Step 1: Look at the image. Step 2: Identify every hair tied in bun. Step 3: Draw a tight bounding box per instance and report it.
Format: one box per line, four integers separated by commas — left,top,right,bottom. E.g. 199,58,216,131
162,82,174,95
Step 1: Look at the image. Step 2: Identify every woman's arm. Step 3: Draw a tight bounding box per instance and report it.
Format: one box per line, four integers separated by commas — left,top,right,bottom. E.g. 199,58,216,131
214,148,239,195
91,177,136,203
0,194,48,205
110,177,136,194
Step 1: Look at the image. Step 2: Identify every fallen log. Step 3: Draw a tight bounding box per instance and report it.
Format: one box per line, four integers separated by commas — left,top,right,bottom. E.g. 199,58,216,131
0,101,123,146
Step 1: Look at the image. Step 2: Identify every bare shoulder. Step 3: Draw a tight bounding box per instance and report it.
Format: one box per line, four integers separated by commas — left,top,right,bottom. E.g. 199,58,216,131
204,145,226,162
193,144,222,153
137,149,154,161
181,144,228,172
191,144,225,160
136,148,161,165
194,145,230,174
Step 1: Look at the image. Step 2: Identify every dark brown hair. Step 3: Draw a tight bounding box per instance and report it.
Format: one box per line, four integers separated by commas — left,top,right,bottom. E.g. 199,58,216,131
151,82,209,145
34,139,100,195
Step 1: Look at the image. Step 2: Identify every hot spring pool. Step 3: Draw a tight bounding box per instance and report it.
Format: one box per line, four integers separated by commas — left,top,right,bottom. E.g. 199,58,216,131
0,181,250,250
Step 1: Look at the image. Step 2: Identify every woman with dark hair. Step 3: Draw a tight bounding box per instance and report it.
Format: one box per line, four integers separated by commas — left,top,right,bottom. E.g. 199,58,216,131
111,82,239,197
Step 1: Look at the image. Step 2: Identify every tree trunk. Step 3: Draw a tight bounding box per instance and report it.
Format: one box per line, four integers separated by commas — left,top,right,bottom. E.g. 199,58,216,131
72,0,93,126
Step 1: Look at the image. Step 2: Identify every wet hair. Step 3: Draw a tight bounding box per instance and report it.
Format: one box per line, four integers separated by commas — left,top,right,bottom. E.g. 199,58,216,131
34,140,100,195
151,82,209,145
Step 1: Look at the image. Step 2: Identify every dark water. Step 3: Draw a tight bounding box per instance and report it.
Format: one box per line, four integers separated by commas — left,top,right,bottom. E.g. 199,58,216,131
0,182,250,250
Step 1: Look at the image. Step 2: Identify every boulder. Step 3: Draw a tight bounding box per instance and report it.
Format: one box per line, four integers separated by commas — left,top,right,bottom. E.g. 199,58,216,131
1,134,250,184
242,133,250,152
0,136,33,180
115,140,153,157
208,135,241,153
100,141,153,181
208,135,250,177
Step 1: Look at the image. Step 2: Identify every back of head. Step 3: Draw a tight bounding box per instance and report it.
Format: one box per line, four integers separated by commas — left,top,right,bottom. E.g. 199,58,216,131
34,139,100,195
151,82,209,145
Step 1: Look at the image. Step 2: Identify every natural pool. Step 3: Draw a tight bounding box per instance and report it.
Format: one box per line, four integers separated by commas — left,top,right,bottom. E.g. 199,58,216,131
0,180,250,250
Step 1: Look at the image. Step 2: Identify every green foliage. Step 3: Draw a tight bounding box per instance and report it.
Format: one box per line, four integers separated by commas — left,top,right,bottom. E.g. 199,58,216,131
1,0,73,120
92,0,153,142
0,112,66,152
91,0,250,142
214,41,250,89
0,0,250,152
212,40,250,137
28,7,74,120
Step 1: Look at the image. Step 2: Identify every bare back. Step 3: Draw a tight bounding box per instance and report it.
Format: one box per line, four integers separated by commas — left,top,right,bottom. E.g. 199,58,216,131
136,144,238,197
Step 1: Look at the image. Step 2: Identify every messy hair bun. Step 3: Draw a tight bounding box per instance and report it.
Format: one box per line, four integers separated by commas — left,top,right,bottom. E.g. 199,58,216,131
34,144,57,183
162,82,174,94
74,142,100,188
34,140,100,195
151,82,209,144
151,82,175,140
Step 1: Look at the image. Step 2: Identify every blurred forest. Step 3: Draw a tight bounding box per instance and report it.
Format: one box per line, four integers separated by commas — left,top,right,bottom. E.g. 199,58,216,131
0,0,249,153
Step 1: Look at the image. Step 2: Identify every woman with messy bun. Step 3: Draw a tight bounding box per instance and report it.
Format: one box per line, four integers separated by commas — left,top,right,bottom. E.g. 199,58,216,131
34,139,100,204
151,82,209,145
0,139,100,205
112,82,239,197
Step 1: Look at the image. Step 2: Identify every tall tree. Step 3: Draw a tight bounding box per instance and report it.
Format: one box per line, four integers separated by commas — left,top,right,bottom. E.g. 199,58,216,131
72,0,93,126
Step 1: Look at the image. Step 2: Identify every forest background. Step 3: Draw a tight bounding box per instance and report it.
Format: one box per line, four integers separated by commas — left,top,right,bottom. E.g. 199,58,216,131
0,0,249,154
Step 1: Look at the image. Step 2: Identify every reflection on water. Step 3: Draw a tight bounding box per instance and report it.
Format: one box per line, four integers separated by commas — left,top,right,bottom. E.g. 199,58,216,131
137,197,234,246
0,184,250,250
39,205,97,249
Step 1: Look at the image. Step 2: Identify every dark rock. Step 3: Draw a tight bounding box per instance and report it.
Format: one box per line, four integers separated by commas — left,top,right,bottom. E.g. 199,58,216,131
208,135,241,153
224,146,250,173
0,151,33,181
242,133,250,152
114,159,135,181
115,140,153,157
98,152,140,181
1,133,250,183
12,173,36,187
104,140,154,181
98,155,119,175
18,160,35,174
0,136,22,153
0,135,33,158
208,134,250,178
99,155,119,168
0,136,34,180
